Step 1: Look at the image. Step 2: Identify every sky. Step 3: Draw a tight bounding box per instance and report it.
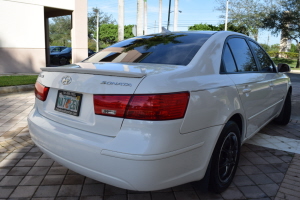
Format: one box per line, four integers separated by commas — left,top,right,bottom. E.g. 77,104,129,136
88,0,281,45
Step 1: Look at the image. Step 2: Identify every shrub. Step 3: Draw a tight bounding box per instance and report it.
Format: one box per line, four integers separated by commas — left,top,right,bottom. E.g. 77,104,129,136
267,51,298,59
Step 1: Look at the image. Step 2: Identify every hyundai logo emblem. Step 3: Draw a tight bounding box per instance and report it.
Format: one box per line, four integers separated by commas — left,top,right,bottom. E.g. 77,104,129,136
61,76,72,85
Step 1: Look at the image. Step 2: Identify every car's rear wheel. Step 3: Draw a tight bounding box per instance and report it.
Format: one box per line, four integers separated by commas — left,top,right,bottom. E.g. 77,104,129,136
273,92,291,125
209,121,241,193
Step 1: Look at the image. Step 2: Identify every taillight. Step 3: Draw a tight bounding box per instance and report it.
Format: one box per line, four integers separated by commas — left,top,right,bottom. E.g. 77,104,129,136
94,95,131,117
35,82,49,101
93,92,189,120
126,92,189,120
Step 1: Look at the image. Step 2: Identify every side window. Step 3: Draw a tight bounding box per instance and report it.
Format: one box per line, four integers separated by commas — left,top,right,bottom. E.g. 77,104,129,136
228,38,258,72
249,41,275,72
222,44,237,73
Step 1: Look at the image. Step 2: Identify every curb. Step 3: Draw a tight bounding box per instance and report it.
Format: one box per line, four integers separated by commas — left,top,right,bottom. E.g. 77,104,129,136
0,84,35,94
291,70,300,73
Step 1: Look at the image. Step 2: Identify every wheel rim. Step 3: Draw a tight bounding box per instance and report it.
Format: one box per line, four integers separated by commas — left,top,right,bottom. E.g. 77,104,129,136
218,132,238,183
59,57,67,65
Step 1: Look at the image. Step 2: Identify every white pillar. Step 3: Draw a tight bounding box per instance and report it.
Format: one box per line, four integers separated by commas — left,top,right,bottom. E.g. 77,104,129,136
118,0,124,41
71,0,88,63
174,0,178,31
96,11,99,51
225,0,229,31
144,0,147,35
137,0,144,36
159,0,162,32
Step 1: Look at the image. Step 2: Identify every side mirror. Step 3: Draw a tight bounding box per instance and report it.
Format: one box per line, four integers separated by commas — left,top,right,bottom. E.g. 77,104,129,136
277,63,291,73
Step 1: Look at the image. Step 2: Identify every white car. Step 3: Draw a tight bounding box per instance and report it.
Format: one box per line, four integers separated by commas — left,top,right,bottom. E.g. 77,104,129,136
28,31,292,193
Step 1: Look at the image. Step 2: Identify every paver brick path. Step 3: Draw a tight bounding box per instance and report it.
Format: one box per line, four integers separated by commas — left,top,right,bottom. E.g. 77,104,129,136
0,91,300,200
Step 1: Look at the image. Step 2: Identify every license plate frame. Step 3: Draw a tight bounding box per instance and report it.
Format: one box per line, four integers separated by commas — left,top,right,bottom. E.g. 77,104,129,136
54,90,83,116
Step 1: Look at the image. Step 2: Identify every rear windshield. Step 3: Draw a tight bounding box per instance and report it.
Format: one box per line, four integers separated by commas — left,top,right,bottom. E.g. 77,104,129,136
84,33,212,65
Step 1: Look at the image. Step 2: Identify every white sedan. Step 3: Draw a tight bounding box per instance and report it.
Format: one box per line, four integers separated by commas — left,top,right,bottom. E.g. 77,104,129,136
28,31,291,193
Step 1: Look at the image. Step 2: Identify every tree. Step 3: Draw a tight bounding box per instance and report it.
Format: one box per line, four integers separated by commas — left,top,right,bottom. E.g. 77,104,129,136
219,23,249,35
87,7,116,51
99,24,118,44
262,0,300,68
49,8,116,50
189,24,220,31
49,16,72,47
88,7,116,38
99,24,135,45
270,44,280,51
124,25,135,39
290,44,299,53
215,0,272,41
188,23,249,35
259,43,270,51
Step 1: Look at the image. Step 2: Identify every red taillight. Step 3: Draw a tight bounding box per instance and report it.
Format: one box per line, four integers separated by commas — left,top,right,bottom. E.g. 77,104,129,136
35,82,49,101
126,92,190,120
94,95,131,117
93,92,189,120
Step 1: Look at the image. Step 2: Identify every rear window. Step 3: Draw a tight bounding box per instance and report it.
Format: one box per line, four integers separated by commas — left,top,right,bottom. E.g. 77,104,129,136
84,33,212,65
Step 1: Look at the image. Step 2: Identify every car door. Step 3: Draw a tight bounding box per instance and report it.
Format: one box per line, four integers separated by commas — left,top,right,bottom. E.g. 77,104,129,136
248,40,287,116
222,37,273,137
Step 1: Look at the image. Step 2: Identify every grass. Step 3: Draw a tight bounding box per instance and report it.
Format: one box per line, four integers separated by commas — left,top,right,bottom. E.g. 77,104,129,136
272,58,299,70
0,75,38,87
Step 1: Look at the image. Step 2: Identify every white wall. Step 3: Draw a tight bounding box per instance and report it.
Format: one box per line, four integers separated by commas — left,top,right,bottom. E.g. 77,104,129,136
0,0,45,48
0,0,87,73
71,0,88,63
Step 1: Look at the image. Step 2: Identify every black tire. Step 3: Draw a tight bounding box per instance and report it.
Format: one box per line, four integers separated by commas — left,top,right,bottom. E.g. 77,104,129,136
59,57,68,65
273,92,291,126
209,121,241,193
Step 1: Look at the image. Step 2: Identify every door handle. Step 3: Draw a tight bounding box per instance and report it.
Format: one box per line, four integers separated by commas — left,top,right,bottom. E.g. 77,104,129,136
242,88,252,93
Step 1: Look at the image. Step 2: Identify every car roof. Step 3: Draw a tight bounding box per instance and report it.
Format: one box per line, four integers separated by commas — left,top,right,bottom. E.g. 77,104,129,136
169,30,246,36
135,31,246,39
172,30,218,34
142,31,217,37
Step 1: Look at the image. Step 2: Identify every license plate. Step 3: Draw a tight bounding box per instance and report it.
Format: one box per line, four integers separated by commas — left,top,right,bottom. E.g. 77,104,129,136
55,90,82,116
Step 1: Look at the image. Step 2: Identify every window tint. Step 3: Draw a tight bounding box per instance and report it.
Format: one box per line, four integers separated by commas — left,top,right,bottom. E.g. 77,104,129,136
84,33,212,65
249,41,275,72
228,38,258,72
223,44,237,72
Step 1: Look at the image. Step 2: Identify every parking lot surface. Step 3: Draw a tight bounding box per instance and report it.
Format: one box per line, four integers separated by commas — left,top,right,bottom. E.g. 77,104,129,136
0,74,300,200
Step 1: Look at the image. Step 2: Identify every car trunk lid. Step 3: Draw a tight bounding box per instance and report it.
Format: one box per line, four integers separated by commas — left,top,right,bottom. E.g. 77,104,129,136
36,63,146,137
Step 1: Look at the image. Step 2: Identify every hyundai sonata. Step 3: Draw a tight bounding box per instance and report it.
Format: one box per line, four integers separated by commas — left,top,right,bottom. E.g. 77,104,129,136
28,31,291,193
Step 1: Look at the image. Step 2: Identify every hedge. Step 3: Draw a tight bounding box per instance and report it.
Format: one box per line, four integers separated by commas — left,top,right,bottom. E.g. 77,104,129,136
268,51,299,59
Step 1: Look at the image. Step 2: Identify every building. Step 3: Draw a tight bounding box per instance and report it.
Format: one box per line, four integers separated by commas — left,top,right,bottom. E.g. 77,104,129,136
0,0,88,73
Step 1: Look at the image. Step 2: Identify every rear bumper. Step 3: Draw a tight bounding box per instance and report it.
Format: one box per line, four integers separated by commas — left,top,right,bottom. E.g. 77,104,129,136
28,107,222,191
